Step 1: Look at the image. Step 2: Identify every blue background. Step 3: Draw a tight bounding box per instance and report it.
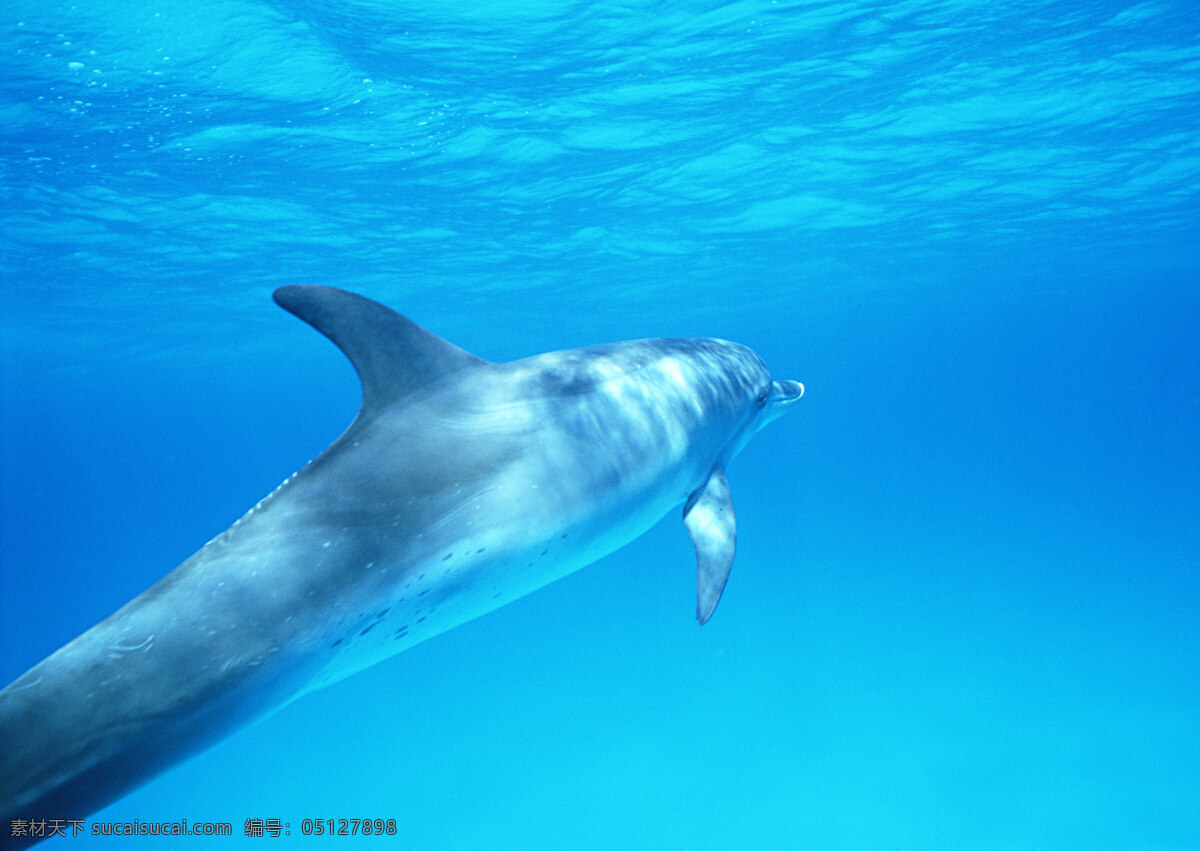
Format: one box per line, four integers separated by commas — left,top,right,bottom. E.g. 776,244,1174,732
2,0,1198,847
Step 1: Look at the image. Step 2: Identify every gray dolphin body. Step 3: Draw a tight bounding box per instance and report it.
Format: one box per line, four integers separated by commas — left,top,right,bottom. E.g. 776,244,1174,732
0,286,803,839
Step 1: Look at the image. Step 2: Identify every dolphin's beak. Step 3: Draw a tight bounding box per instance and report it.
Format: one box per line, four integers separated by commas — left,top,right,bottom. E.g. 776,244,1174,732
774,379,805,404
760,379,805,428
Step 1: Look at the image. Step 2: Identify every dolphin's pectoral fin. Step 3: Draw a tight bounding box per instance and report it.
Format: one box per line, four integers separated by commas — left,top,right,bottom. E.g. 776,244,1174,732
273,285,487,415
683,466,736,625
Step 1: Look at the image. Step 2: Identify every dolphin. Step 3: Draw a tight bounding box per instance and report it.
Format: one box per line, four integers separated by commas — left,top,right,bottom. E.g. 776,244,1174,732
0,285,803,841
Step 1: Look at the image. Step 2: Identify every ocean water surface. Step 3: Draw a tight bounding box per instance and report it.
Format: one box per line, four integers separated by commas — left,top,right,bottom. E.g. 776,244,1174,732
1,0,1198,847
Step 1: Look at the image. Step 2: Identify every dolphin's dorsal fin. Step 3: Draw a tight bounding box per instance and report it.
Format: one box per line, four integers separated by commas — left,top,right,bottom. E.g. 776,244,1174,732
274,285,486,414
683,466,736,625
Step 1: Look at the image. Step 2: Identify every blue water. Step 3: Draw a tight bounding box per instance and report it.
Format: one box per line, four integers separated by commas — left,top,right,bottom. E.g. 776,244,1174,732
2,0,1198,847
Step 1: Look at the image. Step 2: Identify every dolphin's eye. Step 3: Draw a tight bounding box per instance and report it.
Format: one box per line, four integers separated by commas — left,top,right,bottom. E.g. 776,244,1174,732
756,388,769,408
